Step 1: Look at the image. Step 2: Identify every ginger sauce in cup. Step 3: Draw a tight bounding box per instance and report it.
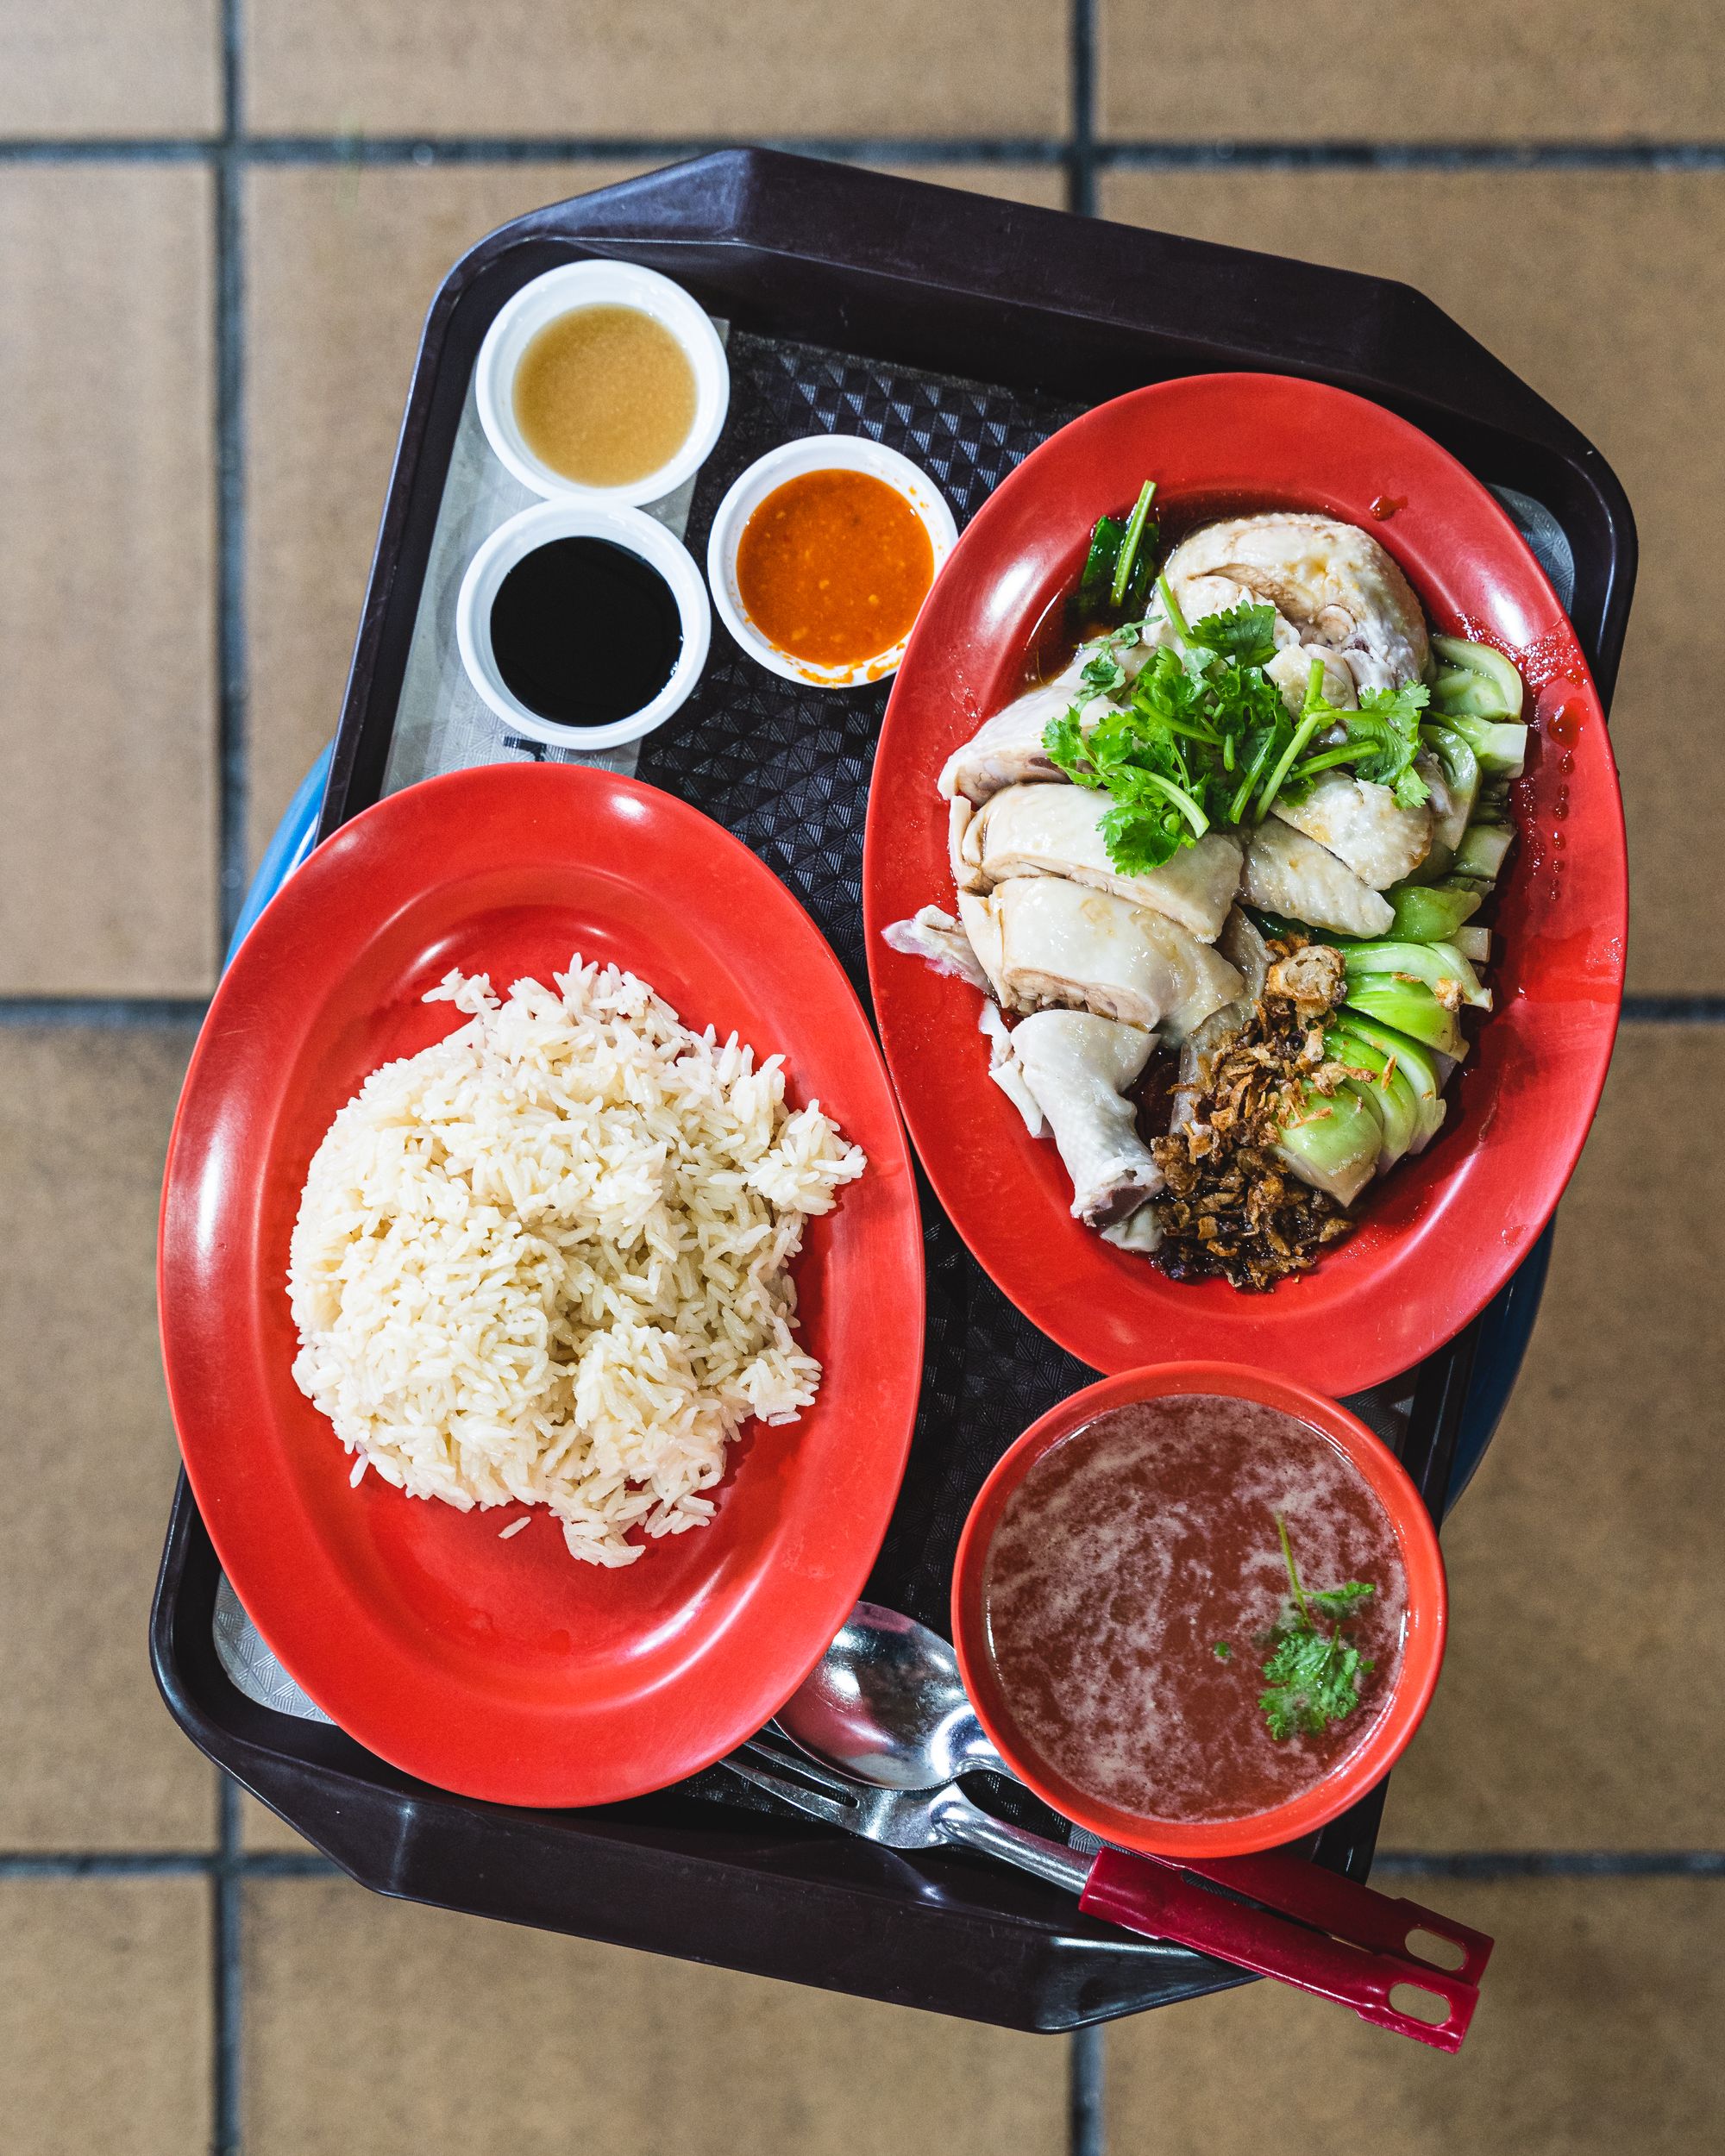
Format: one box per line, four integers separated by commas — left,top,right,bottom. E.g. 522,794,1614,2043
952,1363,1446,1859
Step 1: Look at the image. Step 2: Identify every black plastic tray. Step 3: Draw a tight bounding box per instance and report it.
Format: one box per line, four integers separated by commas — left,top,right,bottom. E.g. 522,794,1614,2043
151,150,1634,2032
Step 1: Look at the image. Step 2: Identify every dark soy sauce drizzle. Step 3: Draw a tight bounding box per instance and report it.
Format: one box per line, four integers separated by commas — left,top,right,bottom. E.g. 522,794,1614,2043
490,537,681,728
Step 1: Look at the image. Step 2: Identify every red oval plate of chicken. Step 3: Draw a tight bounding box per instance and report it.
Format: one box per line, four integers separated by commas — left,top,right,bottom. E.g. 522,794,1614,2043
863,373,1625,1393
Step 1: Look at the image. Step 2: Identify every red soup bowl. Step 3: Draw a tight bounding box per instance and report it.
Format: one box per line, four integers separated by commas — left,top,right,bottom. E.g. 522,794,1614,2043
951,1362,1447,1860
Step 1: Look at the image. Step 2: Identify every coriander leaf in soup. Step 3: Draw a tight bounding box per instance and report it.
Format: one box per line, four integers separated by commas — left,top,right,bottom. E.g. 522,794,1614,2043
1260,1627,1374,1741
1257,1513,1377,1742
1080,648,1128,698
1306,1580,1377,1621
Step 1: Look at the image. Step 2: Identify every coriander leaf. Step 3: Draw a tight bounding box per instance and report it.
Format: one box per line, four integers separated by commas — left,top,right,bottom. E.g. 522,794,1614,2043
1213,1641,1233,1662
1260,1628,1374,1740
1352,682,1432,807
1256,1514,1378,1743
1306,1581,1376,1621
1042,708,1104,787
1100,795,1182,874
1268,669,1432,815
1187,601,1279,669
1080,648,1128,697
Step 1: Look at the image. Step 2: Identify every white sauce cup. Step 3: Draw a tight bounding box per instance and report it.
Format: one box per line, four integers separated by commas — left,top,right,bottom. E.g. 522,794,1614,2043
706,436,958,688
455,500,712,751
474,260,730,508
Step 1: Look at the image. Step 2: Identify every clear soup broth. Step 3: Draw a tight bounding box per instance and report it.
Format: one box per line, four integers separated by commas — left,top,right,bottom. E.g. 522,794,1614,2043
982,1395,1407,1824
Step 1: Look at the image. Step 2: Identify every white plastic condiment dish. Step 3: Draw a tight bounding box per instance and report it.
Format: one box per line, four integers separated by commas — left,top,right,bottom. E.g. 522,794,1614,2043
474,260,730,507
455,500,712,751
706,436,958,688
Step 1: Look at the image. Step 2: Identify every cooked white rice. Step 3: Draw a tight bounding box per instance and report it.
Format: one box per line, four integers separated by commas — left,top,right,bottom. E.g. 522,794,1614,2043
286,956,866,1566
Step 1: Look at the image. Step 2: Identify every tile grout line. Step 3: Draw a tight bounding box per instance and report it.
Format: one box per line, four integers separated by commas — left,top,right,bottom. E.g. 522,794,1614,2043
214,0,248,957
211,14,248,2152
1620,996,1725,1022
13,135,1725,169
1095,140,1725,171
1068,0,1097,216
1070,2023,1105,2156
0,1851,339,1878
1374,1851,1725,1878
0,997,211,1025
214,1775,245,2156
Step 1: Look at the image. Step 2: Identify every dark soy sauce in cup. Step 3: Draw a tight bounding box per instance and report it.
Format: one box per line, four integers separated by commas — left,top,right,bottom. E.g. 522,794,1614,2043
490,536,681,727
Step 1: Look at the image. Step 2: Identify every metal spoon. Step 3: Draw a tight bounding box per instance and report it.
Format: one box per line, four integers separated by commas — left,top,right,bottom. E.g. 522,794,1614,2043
775,1601,1495,2000
775,1601,1007,1792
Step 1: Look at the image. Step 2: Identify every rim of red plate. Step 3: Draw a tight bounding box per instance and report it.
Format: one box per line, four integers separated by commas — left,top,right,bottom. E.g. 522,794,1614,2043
951,1363,1447,1860
158,762,925,1807
865,371,1627,1393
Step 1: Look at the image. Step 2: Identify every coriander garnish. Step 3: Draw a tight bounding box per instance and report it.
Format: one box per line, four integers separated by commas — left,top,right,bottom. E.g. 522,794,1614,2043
1258,1513,1376,1742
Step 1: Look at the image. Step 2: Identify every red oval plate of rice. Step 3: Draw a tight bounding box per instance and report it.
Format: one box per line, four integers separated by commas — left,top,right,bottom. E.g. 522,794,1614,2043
159,762,925,1806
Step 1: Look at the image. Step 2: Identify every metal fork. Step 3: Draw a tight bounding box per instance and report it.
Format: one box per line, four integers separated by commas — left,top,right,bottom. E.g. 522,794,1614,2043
726,1732,1124,1902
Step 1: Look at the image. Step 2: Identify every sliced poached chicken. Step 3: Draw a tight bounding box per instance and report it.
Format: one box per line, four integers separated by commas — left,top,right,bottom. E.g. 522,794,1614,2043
878,906,995,993
953,783,1242,943
938,657,1096,805
954,876,1244,1036
1241,817,1395,937
1271,770,1432,889
1161,511,1429,695
997,1010,1162,1231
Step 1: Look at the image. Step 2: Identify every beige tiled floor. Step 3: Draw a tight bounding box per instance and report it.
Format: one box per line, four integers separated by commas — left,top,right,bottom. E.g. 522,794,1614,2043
0,0,221,136
1100,166,1725,995
1378,1028,1725,1850
3,9,1722,2146
0,166,219,995
244,1875,1067,2156
243,0,1072,137
1098,2,1725,143
1107,1877,1723,2155
0,1027,215,1849
244,161,643,866
0,1877,212,2156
